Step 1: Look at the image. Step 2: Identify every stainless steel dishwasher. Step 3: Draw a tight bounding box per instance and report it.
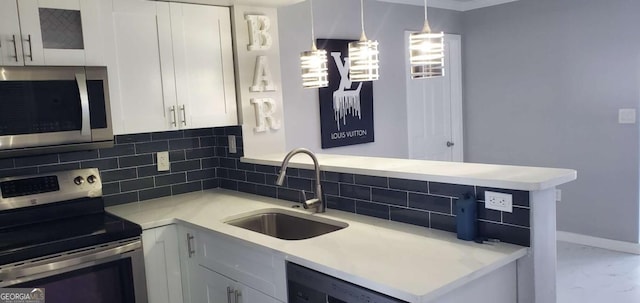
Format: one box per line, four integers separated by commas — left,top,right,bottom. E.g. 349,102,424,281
286,262,407,303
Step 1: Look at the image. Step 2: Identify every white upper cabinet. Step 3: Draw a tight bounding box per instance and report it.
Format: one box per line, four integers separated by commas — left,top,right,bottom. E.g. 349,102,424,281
0,0,103,66
111,0,175,134
170,3,238,130
110,0,237,135
0,1,24,66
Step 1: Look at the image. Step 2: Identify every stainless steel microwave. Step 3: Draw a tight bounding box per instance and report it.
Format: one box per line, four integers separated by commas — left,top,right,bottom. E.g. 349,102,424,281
0,66,113,158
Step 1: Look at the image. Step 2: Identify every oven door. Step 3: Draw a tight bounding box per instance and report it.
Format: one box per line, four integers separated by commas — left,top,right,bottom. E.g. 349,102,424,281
0,238,147,303
0,66,112,153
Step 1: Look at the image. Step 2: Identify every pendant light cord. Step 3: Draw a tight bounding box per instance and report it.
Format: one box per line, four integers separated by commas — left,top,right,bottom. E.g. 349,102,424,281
424,0,428,22
310,0,316,49
361,0,365,33
423,0,432,33
359,0,367,41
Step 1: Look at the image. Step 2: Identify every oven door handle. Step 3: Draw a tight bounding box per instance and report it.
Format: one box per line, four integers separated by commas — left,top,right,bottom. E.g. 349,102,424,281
75,72,92,138
0,240,141,283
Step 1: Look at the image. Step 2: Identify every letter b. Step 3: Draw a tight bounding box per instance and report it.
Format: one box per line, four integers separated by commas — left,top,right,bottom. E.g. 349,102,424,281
246,15,272,51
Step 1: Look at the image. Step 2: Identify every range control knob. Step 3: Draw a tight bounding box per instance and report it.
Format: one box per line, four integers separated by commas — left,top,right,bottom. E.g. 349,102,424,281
74,176,85,185
87,175,98,184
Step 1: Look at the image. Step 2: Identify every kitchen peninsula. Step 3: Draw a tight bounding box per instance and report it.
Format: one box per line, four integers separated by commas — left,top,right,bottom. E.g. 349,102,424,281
109,152,575,303
240,153,576,303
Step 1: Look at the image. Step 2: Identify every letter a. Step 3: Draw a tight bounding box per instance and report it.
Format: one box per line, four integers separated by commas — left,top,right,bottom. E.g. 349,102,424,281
250,56,276,92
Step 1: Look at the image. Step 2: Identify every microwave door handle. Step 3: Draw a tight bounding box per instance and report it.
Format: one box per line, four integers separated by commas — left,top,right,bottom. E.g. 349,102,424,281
75,73,91,137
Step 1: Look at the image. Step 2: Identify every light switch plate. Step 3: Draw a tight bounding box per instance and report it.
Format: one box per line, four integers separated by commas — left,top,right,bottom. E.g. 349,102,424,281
228,135,237,154
157,151,170,171
485,191,513,213
619,108,636,124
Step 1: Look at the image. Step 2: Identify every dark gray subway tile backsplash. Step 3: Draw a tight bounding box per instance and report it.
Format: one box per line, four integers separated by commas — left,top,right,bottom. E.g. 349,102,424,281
0,127,235,207
216,127,532,246
0,124,532,246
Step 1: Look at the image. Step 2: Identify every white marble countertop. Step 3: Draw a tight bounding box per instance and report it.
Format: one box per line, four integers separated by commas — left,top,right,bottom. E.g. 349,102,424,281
241,153,577,191
107,189,528,302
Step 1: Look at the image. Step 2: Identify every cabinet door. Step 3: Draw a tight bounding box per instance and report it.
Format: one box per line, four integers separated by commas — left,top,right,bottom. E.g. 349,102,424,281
234,283,282,303
199,266,235,303
16,0,102,65
177,226,285,303
169,3,238,129
178,226,203,303
111,0,176,134
0,0,24,66
142,226,185,303
199,266,282,303
196,229,287,301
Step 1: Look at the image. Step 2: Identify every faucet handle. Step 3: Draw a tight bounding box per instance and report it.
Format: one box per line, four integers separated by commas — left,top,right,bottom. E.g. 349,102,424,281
301,191,320,210
304,198,321,210
301,190,309,208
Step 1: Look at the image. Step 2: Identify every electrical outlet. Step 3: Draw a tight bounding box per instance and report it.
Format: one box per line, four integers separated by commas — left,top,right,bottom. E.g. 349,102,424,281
485,191,513,213
556,189,562,202
157,151,170,171
228,135,237,154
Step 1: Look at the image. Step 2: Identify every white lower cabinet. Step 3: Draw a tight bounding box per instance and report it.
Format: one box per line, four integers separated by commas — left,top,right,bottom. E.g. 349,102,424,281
198,266,281,303
141,225,184,303
178,225,286,303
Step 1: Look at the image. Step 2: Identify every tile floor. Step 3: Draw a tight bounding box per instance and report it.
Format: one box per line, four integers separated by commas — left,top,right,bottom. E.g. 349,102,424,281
557,241,640,302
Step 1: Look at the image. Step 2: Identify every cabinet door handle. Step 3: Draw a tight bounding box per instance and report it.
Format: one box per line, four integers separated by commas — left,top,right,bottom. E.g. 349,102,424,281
10,35,19,62
170,106,177,127
227,287,234,303
25,34,33,61
186,233,195,258
446,141,455,147
180,105,187,126
234,289,242,303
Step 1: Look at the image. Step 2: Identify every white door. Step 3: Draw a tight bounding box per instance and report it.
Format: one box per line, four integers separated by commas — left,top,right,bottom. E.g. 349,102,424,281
406,33,463,162
0,0,24,66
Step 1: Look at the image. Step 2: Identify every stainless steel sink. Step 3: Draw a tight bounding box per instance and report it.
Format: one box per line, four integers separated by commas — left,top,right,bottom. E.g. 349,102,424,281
225,209,348,240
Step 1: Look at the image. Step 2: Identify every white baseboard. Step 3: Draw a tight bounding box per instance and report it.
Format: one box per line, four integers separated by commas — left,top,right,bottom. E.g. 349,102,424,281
557,231,640,255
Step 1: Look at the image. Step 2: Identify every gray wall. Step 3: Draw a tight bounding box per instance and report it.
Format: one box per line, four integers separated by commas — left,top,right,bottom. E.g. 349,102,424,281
463,0,640,242
278,0,462,158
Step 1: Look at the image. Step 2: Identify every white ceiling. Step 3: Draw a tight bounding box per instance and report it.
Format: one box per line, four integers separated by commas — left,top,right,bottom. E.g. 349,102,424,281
175,0,520,11
381,0,520,11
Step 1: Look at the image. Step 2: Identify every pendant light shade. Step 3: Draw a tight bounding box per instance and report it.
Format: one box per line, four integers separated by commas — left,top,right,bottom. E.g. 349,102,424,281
301,47,329,88
349,0,379,82
300,0,328,88
409,0,445,79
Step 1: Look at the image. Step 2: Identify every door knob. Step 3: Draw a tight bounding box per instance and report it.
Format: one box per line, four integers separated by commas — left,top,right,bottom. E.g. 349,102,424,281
446,141,455,147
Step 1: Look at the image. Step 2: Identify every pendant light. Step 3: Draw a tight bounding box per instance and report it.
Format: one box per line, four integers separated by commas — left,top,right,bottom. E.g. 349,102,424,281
348,0,379,82
409,0,444,79
300,0,329,89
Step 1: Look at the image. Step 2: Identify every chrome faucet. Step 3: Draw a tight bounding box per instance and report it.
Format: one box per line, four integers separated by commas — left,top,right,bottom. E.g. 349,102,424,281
276,148,324,213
